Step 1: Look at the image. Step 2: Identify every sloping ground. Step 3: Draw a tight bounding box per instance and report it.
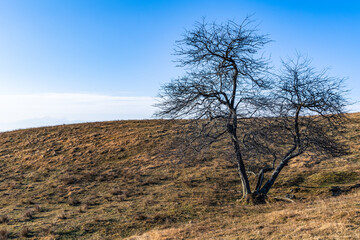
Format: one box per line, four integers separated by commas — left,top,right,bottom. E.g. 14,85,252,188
128,191,360,240
0,113,359,239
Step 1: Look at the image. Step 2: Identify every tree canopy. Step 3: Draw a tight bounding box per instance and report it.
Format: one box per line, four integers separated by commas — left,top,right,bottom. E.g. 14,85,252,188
155,18,349,203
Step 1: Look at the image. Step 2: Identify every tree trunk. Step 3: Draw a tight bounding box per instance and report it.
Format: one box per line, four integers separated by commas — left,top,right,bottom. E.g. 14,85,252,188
233,139,252,197
259,106,303,196
259,154,293,195
227,124,251,198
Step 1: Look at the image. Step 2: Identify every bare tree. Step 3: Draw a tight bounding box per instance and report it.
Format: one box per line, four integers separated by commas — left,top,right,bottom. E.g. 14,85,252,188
248,55,349,200
156,18,271,198
155,18,348,203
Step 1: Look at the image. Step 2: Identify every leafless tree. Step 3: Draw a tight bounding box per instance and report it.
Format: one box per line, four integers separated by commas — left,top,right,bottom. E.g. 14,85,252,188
155,18,348,203
244,55,349,201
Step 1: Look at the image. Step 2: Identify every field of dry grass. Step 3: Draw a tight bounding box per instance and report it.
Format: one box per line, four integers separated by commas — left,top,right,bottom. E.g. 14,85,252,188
128,191,360,240
0,113,359,239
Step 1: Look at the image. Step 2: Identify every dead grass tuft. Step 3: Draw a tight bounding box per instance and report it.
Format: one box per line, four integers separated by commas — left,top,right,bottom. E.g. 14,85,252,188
0,229,8,240
23,210,33,220
40,224,55,237
19,227,30,238
68,197,81,206
0,216,9,224
110,187,123,195
34,204,42,212
60,174,82,185
57,210,67,220
78,204,89,213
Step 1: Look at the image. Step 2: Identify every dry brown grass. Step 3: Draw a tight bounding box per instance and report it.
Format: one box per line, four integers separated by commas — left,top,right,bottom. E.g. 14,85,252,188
128,191,360,239
0,113,359,239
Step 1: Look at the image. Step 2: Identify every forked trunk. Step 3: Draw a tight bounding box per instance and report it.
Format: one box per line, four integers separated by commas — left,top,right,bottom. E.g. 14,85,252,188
259,155,292,195
259,106,302,195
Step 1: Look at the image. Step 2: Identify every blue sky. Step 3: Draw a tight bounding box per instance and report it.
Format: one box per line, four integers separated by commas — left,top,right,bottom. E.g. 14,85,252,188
0,0,359,131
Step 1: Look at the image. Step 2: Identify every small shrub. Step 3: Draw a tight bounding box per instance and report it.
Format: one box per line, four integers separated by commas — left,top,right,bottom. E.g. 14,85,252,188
19,227,30,237
0,229,8,240
0,216,9,224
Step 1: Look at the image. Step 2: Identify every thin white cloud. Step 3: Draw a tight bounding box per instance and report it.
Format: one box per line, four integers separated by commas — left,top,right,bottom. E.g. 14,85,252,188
0,93,157,131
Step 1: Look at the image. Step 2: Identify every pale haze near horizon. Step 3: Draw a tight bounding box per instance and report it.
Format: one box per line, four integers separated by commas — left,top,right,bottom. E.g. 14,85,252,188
0,93,157,132
0,0,359,132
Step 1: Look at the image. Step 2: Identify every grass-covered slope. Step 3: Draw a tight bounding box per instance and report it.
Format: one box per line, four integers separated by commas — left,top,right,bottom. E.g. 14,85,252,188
0,113,359,239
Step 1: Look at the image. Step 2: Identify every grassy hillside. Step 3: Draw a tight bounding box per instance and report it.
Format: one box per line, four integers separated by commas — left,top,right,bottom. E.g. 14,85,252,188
0,113,359,239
